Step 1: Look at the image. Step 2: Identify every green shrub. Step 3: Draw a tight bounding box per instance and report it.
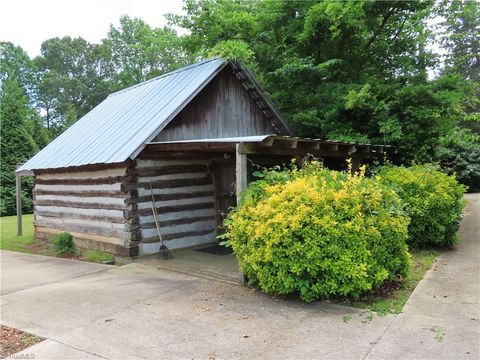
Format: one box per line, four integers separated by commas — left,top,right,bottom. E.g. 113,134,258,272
51,232,75,256
225,161,411,302
82,250,114,264
377,164,466,248
434,128,480,192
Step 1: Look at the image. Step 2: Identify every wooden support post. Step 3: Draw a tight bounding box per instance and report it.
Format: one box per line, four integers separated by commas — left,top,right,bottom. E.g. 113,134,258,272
351,157,363,175
235,143,249,285
16,173,22,236
235,143,248,204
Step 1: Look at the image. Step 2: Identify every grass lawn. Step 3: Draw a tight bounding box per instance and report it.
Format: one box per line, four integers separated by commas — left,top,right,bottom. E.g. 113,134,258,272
0,214,113,263
0,214,43,253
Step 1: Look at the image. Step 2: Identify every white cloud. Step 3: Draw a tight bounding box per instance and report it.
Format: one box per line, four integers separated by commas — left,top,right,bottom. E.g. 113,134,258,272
0,0,185,57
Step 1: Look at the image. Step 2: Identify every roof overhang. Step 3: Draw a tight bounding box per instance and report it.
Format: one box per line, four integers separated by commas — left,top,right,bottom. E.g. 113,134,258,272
144,135,394,159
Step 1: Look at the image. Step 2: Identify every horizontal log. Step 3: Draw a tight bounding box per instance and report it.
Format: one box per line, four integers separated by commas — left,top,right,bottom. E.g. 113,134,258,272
36,167,128,181
137,176,211,190
33,189,128,198
132,190,214,204
142,228,215,243
137,184,213,198
34,199,127,211
35,218,125,238
136,201,214,217
36,210,125,224
36,182,122,192
36,194,126,208
139,208,215,224
137,172,207,185
140,215,215,229
136,158,208,167
35,175,130,186
137,195,214,210
34,161,129,175
135,164,207,177
35,225,138,257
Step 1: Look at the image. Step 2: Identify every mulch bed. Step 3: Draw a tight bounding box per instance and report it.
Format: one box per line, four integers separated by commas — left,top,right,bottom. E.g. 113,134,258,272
1,325,43,358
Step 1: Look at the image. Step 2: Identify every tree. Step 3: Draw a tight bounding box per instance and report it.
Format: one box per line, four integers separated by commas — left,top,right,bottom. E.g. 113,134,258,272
35,36,114,135
172,0,463,163
437,0,480,135
0,78,38,215
0,42,37,99
439,0,480,82
0,41,50,151
105,16,192,88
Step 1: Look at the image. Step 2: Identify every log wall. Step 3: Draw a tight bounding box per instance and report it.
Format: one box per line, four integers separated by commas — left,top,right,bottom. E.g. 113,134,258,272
33,164,139,256
134,158,217,255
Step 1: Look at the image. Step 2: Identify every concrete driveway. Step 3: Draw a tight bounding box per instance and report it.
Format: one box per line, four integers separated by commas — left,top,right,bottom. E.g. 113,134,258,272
1,194,479,359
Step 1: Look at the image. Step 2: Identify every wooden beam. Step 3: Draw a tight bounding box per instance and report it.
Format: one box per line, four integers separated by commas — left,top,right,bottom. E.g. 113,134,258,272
236,143,248,203
16,173,22,236
235,142,249,285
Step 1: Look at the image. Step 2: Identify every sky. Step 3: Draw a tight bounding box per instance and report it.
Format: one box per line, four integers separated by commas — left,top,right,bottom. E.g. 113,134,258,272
0,0,185,57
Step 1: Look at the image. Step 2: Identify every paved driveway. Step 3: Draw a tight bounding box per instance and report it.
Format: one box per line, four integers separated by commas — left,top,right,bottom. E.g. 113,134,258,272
1,194,478,359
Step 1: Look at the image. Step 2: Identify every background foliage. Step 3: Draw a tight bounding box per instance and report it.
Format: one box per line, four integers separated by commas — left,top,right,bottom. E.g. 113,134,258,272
1,0,479,215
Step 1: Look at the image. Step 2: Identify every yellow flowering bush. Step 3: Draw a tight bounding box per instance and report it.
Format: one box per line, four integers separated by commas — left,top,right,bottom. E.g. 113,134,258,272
225,161,411,302
377,165,466,248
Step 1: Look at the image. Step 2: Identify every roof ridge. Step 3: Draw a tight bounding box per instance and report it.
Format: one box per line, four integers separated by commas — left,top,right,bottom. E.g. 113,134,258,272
109,57,224,97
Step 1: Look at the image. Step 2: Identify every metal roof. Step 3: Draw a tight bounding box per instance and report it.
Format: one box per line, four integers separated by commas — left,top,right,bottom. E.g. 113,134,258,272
17,58,227,173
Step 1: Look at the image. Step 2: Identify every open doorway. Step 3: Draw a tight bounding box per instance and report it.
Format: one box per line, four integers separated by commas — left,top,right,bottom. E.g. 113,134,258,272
211,159,237,232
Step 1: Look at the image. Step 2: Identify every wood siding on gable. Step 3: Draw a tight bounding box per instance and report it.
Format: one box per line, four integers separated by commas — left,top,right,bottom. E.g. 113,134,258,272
153,68,278,142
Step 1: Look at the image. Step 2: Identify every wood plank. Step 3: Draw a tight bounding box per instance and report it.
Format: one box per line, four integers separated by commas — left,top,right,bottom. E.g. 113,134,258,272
36,167,127,181
137,201,214,216
34,161,129,175
142,228,215,243
140,215,214,229
35,226,138,257
137,176,211,190
34,219,125,238
152,67,278,142
35,176,128,186
36,210,125,224
134,190,214,204
33,189,127,198
135,164,207,177
34,199,127,211
236,143,248,202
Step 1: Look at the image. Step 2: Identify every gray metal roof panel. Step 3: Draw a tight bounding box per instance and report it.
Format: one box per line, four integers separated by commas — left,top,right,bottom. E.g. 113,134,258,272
18,58,226,172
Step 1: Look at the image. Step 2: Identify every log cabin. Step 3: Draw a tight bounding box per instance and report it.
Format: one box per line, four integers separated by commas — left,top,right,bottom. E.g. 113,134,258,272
16,58,389,257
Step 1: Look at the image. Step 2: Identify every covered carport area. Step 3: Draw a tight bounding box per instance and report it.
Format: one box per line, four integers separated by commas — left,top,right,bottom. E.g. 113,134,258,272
134,135,393,283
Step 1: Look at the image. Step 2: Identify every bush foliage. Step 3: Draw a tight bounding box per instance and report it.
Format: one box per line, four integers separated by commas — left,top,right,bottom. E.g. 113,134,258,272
52,232,76,256
377,165,466,248
225,161,411,302
434,128,480,192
